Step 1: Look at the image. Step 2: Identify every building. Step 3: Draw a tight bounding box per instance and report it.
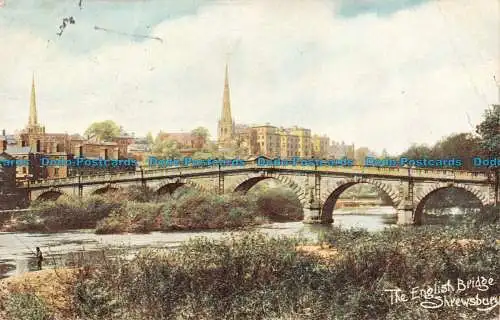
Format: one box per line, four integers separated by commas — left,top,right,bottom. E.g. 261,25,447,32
112,131,135,158
157,132,206,156
278,127,299,158
328,141,355,159
251,125,279,157
5,74,134,180
234,124,258,155
0,152,26,209
288,126,312,158
215,64,326,159
127,137,151,163
158,132,205,149
0,131,17,153
312,134,330,158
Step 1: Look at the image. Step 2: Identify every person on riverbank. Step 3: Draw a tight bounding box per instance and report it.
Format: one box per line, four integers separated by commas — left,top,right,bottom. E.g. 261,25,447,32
35,247,43,270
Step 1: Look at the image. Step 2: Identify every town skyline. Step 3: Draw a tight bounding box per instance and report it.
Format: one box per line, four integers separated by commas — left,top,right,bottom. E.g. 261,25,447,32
1,0,498,155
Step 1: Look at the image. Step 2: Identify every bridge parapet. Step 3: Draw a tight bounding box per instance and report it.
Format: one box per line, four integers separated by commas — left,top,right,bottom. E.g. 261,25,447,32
16,163,490,189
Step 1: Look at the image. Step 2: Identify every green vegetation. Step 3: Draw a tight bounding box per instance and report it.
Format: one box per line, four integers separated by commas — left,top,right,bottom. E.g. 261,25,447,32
151,136,182,158
1,206,498,320
476,104,499,156
190,126,210,141
84,120,122,141
3,293,50,320
0,185,303,233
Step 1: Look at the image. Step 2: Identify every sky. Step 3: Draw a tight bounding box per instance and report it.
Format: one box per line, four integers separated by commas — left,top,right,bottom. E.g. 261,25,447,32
0,0,498,155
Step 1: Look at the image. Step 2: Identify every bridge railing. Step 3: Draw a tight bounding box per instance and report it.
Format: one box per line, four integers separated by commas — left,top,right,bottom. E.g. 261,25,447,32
16,162,490,188
279,165,488,181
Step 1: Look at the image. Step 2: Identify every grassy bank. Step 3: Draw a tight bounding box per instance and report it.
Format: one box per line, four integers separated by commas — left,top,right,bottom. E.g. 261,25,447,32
1,206,498,320
0,186,303,233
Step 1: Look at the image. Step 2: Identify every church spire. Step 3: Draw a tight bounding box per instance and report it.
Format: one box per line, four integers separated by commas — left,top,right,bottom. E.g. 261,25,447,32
217,63,234,148
29,72,37,126
221,63,232,121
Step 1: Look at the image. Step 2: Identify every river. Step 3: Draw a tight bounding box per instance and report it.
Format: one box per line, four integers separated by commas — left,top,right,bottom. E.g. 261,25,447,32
0,206,397,278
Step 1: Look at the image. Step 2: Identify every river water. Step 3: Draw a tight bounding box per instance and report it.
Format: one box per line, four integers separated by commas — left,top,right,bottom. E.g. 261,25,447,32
0,206,398,278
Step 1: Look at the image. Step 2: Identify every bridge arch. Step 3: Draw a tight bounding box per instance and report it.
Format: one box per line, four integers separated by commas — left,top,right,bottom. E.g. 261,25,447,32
321,177,400,222
156,179,208,195
232,173,307,206
35,189,69,201
91,185,121,195
414,183,487,224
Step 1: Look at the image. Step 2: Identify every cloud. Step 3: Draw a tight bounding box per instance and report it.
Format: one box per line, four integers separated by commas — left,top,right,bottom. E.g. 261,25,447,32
334,0,432,17
0,0,498,155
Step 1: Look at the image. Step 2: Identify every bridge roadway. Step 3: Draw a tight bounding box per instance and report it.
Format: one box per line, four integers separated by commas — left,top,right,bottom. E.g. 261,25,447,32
17,163,491,190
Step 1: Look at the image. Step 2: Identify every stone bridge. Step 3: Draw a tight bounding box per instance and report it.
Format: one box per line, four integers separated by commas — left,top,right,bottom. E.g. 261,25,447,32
16,161,498,225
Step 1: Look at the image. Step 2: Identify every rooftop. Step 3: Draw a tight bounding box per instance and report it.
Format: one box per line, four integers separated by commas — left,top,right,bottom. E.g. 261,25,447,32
5,146,33,154
0,152,15,160
70,134,86,140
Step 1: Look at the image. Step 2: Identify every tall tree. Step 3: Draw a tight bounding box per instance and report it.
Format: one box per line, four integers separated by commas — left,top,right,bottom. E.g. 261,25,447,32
432,133,482,170
84,120,121,141
476,104,500,157
476,104,500,204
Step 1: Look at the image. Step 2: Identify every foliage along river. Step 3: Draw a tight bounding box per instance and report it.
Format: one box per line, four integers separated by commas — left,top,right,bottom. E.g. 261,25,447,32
1,206,402,279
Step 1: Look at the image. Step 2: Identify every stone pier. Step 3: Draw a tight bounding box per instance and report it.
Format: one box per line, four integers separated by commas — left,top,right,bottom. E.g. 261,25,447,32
397,200,414,225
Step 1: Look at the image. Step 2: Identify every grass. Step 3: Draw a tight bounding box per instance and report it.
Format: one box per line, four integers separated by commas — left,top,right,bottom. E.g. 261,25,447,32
1,205,498,320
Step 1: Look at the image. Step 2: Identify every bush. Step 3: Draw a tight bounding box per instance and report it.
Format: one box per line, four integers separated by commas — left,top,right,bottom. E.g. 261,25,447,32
255,188,303,221
4,293,50,320
95,202,164,234
27,195,121,231
6,187,308,233
95,213,128,234
161,190,258,230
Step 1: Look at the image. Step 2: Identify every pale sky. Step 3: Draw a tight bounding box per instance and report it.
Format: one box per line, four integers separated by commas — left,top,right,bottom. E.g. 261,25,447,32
0,0,498,155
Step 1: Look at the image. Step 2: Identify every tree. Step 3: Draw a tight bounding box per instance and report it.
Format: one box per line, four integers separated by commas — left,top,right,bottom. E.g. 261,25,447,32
84,120,121,141
476,104,500,157
146,132,154,146
191,151,216,159
476,104,500,204
152,137,181,158
399,144,433,159
191,127,210,140
432,133,482,170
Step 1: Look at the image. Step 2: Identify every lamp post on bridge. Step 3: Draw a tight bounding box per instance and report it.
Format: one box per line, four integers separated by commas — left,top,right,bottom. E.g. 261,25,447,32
313,156,320,206
139,165,146,189
25,174,33,201
218,152,225,195
77,173,82,197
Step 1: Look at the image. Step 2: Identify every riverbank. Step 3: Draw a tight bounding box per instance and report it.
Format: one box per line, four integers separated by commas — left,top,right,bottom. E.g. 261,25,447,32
1,206,498,320
0,213,397,279
0,187,304,234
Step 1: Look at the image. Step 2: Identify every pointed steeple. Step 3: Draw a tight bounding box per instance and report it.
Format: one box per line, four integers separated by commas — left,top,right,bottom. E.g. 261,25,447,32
221,63,232,121
29,73,37,126
217,63,235,148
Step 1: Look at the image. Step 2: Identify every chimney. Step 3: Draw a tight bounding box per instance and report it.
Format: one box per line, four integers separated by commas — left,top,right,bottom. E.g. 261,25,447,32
2,129,5,136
